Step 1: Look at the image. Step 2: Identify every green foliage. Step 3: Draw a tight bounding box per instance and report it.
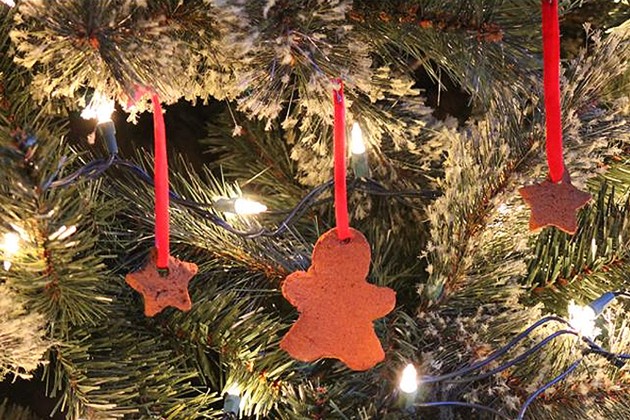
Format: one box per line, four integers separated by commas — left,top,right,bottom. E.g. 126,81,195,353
43,319,221,419
525,182,629,293
10,0,227,108
355,0,543,105
0,284,50,381
0,1,629,419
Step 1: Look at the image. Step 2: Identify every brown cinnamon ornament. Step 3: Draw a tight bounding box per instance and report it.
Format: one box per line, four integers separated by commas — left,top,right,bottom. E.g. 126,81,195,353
280,228,396,371
126,249,198,317
519,172,591,234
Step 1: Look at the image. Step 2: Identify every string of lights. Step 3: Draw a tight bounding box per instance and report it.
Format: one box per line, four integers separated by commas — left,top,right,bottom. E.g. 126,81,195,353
516,358,584,420
419,315,568,383
6,138,628,420
35,91,438,240
44,152,435,238
614,290,630,299
206,291,629,419
398,291,629,419
44,154,116,190
447,329,581,383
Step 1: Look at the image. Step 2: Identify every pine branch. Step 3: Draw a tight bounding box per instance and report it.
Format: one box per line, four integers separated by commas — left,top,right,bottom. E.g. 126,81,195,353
421,107,539,304
357,1,545,106
104,151,311,279
422,25,630,306
10,0,229,108
525,182,629,296
351,1,507,43
0,128,116,334
412,25,630,418
201,108,306,210
562,28,629,114
0,285,51,381
44,318,221,419
2,18,113,355
128,250,299,416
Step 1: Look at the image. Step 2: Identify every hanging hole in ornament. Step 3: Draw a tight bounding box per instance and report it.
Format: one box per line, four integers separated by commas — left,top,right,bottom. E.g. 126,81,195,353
340,237,352,245
157,267,170,277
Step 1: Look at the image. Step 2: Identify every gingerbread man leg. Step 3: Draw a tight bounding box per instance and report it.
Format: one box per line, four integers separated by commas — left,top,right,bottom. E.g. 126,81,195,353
338,328,386,371
280,319,326,362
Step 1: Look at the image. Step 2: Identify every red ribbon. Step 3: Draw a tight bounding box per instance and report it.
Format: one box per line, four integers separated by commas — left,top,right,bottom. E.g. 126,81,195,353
151,93,170,268
542,0,565,183
333,80,350,241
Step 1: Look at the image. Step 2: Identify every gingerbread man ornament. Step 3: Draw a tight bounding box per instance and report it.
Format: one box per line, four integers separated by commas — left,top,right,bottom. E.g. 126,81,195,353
280,228,396,371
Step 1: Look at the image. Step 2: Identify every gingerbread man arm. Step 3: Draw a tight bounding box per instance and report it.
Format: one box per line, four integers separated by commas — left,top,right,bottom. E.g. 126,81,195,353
282,270,318,308
360,284,396,319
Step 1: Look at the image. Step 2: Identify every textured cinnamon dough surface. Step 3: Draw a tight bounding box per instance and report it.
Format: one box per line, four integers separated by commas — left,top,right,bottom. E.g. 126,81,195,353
126,249,198,317
280,228,396,371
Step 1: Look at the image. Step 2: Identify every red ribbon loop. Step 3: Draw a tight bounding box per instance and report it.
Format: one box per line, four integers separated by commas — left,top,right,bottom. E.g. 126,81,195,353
542,0,565,183
151,93,170,268
332,80,351,241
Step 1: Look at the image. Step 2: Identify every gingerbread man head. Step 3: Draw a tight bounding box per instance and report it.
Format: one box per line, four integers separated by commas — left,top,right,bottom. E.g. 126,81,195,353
310,228,371,280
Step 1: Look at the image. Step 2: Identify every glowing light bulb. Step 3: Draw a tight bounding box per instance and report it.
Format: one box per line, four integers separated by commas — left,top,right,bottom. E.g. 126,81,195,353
1,0,15,7
215,197,267,215
233,198,267,215
81,92,119,154
223,383,245,414
350,122,366,155
350,122,370,178
568,300,599,339
2,232,20,254
226,384,240,396
399,363,418,394
81,92,115,124
1,232,20,270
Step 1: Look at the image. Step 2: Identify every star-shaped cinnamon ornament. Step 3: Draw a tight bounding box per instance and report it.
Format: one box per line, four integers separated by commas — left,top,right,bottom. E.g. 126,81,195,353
126,249,198,317
280,228,396,371
519,172,591,234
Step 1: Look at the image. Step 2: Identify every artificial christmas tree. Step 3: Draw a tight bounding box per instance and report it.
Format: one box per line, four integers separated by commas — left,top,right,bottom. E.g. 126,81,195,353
0,0,629,419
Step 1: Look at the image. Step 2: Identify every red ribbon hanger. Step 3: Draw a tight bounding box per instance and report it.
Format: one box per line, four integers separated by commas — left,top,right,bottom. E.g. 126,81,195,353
332,80,351,241
542,0,564,183
151,93,170,268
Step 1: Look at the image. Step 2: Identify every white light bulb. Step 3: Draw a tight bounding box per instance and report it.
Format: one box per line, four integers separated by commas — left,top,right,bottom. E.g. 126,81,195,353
223,383,245,414
226,384,240,396
399,363,418,394
1,0,15,7
350,122,366,155
81,92,115,124
2,232,20,271
233,198,267,215
568,300,599,339
2,232,20,255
